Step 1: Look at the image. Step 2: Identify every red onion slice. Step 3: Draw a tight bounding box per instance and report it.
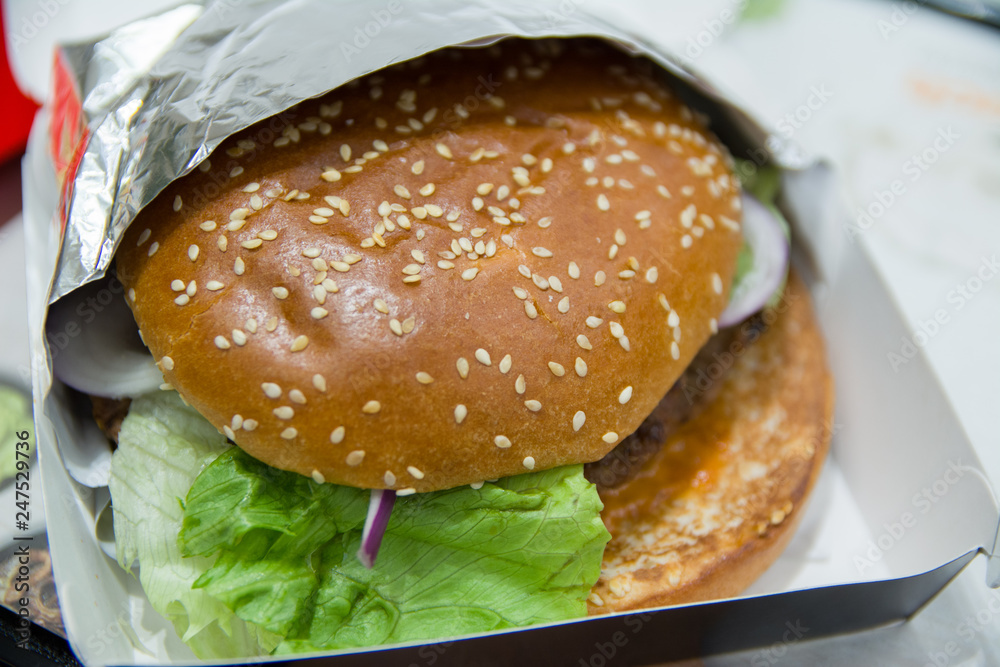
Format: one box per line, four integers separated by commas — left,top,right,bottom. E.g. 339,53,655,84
717,193,790,328
356,488,396,569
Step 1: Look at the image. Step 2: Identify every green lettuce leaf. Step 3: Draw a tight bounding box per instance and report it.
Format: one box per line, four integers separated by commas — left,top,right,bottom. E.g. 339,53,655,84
179,448,609,652
109,391,281,659
0,386,33,484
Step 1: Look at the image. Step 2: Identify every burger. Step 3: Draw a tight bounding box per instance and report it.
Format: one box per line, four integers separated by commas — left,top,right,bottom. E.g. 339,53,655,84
59,38,832,658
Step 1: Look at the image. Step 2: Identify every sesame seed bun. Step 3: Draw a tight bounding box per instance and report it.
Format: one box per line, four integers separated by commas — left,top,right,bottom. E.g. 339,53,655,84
589,272,833,611
116,39,743,493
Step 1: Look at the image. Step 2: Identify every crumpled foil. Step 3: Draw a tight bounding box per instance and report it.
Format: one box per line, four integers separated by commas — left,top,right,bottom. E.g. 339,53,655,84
48,0,810,304
28,1,837,664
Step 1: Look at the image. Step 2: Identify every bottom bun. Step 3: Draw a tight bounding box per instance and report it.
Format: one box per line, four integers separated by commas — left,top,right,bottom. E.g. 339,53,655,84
590,271,833,612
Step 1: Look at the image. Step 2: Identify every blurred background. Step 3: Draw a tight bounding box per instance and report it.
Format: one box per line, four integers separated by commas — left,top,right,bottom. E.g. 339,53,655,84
0,0,998,664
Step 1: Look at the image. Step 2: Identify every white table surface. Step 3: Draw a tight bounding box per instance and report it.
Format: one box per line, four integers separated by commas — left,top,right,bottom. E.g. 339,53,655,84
3,0,999,664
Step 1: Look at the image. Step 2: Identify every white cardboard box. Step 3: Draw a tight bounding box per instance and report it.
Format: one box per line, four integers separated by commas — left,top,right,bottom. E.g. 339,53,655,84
19,1,1000,664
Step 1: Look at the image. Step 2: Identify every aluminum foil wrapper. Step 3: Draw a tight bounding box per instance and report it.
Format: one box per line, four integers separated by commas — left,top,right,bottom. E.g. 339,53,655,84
48,0,827,305
26,0,846,664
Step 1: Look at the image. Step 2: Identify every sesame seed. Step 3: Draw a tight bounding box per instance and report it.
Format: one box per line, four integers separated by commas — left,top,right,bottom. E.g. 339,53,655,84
568,262,580,279
523,456,536,470
407,466,425,480
401,317,415,334
475,348,492,366
402,264,421,275
619,386,633,404
524,301,538,319
586,316,603,328
609,322,624,338
173,195,182,211
322,169,341,182
160,356,174,370
416,372,434,385
187,245,199,261
573,411,586,432
576,334,592,350
207,280,224,291
241,239,263,249
274,406,294,420
594,271,606,286
272,286,289,300
538,216,553,229
186,281,197,297
261,382,281,398
645,267,658,283
383,470,396,486
658,294,670,312
462,267,480,281
712,272,723,294
513,286,528,300
266,317,278,332
608,245,619,260
515,374,526,394
290,335,309,352
214,336,230,350
223,425,235,440
394,185,411,199
609,301,626,314
494,435,512,449
597,194,610,211
619,336,631,351
532,275,549,290
289,389,306,405
234,257,245,275
137,229,151,246
281,428,298,440
667,311,680,327
710,318,719,334
524,399,541,412
362,400,381,414
603,432,619,444
454,404,467,424
347,450,365,466
614,229,626,245
457,357,470,378
548,361,566,377
389,319,403,336
328,426,345,444
243,419,258,431
170,279,184,291
411,160,424,174
435,143,453,159
173,293,189,306
575,358,587,377
671,341,681,360
232,329,247,346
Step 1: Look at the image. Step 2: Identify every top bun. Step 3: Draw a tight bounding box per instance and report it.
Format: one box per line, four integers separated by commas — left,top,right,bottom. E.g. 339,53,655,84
116,38,743,493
